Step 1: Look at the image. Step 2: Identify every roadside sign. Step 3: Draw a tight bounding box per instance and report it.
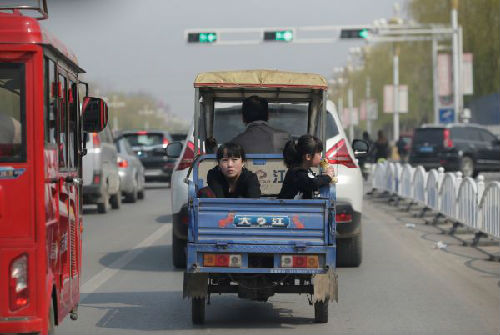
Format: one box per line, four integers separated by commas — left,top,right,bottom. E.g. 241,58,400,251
439,108,455,123
383,85,408,113
462,53,474,95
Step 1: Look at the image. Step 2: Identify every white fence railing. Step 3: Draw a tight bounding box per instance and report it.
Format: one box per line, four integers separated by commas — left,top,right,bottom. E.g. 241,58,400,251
371,162,500,239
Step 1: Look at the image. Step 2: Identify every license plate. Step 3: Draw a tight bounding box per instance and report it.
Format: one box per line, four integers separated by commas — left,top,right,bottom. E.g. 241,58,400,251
234,215,290,228
418,146,434,153
145,169,162,176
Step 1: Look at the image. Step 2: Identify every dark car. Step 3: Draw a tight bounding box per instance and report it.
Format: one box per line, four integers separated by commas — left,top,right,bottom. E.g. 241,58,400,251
119,130,175,183
409,124,500,177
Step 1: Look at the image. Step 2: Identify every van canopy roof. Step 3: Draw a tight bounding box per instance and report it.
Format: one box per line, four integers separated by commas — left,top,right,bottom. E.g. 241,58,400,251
194,69,328,90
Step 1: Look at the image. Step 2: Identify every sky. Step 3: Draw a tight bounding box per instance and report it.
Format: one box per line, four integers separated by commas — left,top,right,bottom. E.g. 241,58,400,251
41,0,407,121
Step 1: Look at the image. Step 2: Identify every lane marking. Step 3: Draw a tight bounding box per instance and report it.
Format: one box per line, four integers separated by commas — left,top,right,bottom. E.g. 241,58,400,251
80,224,172,301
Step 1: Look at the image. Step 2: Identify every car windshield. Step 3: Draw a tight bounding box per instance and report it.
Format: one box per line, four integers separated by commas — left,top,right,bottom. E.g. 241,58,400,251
213,102,309,144
0,63,25,162
123,133,165,147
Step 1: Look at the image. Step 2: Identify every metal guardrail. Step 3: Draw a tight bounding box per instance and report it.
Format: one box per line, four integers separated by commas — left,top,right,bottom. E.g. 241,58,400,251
370,162,500,240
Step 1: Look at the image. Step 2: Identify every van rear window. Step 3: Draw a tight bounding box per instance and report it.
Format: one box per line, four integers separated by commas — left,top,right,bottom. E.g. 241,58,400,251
412,128,443,145
0,63,25,163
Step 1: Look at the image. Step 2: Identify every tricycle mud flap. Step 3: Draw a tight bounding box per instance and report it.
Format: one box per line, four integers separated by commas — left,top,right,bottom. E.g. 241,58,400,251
312,268,338,303
183,272,208,299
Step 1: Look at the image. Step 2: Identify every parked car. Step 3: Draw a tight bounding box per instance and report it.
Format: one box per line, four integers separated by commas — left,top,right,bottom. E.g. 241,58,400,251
83,125,121,213
409,123,500,178
115,137,146,202
168,99,365,268
119,130,175,183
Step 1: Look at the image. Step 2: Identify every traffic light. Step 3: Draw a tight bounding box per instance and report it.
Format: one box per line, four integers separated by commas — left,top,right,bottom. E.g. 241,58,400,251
263,30,294,42
340,28,370,39
187,32,218,43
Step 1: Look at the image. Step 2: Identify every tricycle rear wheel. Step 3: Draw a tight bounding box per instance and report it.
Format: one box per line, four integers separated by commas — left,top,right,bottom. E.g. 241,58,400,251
314,300,328,323
192,297,205,324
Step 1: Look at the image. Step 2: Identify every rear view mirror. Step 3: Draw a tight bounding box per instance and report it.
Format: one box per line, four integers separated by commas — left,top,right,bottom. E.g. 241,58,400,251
352,139,369,158
152,146,168,156
166,142,183,158
82,97,108,133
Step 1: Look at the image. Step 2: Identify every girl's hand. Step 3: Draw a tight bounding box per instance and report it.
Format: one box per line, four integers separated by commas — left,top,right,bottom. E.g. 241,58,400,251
325,166,335,179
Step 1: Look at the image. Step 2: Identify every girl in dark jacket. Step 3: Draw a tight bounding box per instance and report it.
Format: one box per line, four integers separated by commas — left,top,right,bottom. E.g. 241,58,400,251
206,142,261,198
278,135,335,199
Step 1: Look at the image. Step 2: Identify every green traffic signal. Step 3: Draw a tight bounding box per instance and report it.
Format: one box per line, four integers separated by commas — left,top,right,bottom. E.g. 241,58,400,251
340,28,371,39
263,30,293,42
187,32,218,43
358,29,369,39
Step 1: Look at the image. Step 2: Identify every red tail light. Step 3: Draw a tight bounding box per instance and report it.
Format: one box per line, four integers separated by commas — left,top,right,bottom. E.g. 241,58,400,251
203,253,242,267
336,212,352,223
117,157,129,168
92,133,101,148
136,131,147,135
176,141,195,171
163,137,169,147
443,129,453,148
326,139,357,168
281,255,320,268
93,173,101,184
9,254,29,311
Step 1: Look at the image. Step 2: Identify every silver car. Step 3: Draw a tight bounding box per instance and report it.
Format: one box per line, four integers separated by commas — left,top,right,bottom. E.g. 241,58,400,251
83,125,121,213
115,137,145,202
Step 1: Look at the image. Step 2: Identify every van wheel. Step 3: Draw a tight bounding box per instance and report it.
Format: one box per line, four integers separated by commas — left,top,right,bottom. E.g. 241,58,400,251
48,300,55,335
110,192,121,209
172,233,187,269
336,233,362,268
97,191,109,214
460,157,475,178
192,297,206,325
314,300,328,323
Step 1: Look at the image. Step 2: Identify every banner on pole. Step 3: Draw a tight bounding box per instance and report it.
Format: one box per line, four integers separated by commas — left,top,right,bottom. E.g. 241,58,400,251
383,85,408,113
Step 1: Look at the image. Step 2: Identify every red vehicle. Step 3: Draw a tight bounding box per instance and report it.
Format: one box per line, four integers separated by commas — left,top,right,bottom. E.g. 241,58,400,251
0,2,108,334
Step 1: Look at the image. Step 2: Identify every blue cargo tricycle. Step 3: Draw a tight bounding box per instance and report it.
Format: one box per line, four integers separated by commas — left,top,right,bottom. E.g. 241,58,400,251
182,70,338,324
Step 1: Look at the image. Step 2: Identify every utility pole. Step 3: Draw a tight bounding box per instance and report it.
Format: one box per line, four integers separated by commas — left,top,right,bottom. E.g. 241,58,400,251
348,87,354,141
451,0,460,122
366,76,372,135
393,44,400,142
432,38,439,124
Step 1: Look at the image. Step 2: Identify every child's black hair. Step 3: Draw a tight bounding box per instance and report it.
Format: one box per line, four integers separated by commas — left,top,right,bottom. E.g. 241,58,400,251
216,142,246,162
283,134,323,168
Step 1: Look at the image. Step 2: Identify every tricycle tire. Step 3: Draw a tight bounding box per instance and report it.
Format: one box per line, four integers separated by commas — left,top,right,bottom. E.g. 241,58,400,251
336,232,362,268
172,233,186,269
110,191,121,209
97,191,109,214
192,297,205,324
314,300,328,323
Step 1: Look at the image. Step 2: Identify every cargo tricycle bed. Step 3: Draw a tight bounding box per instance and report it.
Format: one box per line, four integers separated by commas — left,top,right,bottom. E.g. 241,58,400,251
183,154,337,324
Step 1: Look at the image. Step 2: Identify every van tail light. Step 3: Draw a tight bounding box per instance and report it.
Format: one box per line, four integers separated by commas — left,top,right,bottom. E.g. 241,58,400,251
117,157,129,168
93,172,101,185
326,139,357,168
9,254,29,311
336,212,352,223
163,137,169,148
92,133,101,148
203,253,242,267
281,255,319,268
443,129,454,148
176,141,195,171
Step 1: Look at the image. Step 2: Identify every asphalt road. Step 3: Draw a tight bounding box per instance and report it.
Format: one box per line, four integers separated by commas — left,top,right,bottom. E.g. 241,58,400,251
57,183,500,335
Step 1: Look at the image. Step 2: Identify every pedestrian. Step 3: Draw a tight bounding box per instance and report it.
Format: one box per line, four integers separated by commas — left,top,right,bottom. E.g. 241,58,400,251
374,130,389,162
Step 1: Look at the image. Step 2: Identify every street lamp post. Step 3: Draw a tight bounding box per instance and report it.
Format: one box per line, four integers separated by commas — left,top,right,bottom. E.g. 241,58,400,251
393,45,400,143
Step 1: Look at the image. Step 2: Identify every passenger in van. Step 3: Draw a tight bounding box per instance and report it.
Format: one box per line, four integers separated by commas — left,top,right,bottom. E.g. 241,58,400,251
204,142,261,198
278,135,335,200
231,95,290,154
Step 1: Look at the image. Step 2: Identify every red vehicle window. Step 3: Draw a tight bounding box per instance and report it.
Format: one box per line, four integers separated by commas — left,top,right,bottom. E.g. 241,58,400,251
0,63,25,162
